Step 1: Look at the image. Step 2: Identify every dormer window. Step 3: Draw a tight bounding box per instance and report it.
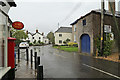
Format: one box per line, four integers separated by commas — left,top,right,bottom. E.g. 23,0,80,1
33,37,34,39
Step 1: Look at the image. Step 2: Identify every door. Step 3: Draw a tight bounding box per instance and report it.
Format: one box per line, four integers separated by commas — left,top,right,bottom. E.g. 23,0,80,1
81,34,90,53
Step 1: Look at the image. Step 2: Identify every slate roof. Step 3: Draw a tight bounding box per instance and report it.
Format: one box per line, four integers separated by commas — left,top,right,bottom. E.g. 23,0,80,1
7,0,17,7
55,27,72,33
27,32,42,36
71,9,120,25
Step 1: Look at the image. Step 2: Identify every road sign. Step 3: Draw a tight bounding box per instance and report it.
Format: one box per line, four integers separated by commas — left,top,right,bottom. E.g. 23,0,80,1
104,25,111,33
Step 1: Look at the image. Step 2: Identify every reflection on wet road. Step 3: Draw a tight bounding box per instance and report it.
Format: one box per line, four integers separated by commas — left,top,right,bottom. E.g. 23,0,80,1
32,45,120,78
17,45,120,79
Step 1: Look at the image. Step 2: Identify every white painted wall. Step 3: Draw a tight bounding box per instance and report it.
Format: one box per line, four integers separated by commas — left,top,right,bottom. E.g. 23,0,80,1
43,38,49,44
33,33,43,43
0,0,12,68
26,34,33,43
54,32,72,45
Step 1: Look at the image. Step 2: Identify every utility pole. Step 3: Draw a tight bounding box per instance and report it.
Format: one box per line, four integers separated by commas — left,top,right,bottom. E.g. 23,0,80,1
100,0,105,56
58,22,59,29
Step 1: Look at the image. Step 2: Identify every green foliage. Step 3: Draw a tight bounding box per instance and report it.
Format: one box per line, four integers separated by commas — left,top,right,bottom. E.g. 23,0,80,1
66,38,70,43
63,41,67,45
29,43,33,46
12,30,28,40
33,40,36,44
67,42,78,47
12,30,28,45
103,39,113,56
47,32,55,44
94,33,113,56
63,38,71,45
53,46,78,52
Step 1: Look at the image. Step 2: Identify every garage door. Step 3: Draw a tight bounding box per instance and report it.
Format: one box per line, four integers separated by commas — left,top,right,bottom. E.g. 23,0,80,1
81,34,90,53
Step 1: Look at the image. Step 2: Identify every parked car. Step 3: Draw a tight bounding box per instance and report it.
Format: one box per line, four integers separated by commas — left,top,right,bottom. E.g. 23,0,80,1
19,42,29,48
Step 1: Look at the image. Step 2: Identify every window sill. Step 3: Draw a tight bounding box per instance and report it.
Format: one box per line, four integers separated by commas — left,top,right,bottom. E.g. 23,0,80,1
0,67,11,79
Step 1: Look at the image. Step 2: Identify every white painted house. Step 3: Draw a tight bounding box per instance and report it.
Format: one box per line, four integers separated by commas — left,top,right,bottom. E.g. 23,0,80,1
26,30,49,44
54,27,72,45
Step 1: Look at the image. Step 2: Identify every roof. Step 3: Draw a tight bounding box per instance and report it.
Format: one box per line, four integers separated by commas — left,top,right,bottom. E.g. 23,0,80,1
27,31,43,36
55,27,72,33
7,0,17,7
32,32,43,36
71,9,120,25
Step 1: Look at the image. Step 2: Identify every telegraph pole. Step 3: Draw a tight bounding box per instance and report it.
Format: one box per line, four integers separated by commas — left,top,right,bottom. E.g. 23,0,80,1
100,0,105,56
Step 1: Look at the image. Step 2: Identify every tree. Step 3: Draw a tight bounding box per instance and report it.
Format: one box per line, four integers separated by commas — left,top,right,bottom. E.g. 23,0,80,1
12,30,28,46
47,32,55,44
12,30,28,40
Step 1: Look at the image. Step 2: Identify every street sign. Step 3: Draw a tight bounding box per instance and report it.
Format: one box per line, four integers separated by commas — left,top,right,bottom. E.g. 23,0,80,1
12,21,24,30
104,25,111,33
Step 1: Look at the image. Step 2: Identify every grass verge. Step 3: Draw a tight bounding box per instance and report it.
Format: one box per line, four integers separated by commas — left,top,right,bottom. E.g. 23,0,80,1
53,46,78,52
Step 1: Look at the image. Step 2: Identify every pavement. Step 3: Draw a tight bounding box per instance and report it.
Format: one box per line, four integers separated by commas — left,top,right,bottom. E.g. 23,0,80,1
15,59,36,79
15,45,120,79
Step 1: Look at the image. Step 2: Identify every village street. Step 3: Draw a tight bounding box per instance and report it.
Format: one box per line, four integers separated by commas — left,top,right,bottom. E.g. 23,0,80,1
26,45,120,79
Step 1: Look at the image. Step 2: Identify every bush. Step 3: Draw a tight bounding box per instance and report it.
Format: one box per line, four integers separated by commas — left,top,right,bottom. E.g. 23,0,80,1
103,40,113,56
40,42,44,45
67,42,78,47
94,33,113,56
29,43,33,46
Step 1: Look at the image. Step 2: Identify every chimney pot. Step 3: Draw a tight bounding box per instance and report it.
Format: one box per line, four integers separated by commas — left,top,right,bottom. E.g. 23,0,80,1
36,29,38,33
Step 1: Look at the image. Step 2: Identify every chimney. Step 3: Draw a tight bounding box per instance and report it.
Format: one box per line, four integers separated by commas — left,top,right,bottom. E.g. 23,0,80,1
42,32,44,36
26,30,28,34
108,0,115,13
36,29,38,33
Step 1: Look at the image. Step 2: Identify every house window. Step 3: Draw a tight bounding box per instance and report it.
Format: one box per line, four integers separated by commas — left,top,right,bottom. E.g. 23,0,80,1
59,40,62,44
74,25,76,32
39,37,41,39
59,34,62,37
74,35,76,42
83,19,86,26
33,37,34,39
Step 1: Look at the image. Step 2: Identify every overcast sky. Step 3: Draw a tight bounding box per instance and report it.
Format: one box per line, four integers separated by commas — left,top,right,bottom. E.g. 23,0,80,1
8,0,119,35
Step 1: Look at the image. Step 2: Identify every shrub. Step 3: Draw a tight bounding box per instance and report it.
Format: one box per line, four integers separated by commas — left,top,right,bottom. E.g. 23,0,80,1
29,43,33,46
94,33,113,56
67,42,78,47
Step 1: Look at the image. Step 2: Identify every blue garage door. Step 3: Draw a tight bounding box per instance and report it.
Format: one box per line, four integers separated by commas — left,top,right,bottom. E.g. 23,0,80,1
81,34,90,53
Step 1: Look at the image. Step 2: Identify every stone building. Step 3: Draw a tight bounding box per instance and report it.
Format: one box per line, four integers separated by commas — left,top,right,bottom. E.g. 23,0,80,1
54,27,72,45
71,9,120,55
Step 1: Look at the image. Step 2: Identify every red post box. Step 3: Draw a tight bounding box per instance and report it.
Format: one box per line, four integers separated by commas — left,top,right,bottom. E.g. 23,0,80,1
8,37,16,69
7,37,16,79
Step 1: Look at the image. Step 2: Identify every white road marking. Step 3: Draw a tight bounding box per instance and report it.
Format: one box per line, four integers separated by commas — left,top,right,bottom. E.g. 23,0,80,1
83,63,120,79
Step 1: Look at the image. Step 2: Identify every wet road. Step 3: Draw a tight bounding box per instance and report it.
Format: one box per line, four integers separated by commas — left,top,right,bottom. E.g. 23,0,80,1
31,45,119,79
17,45,120,79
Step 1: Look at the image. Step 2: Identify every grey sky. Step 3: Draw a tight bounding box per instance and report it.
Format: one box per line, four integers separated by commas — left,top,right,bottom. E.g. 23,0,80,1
8,0,119,35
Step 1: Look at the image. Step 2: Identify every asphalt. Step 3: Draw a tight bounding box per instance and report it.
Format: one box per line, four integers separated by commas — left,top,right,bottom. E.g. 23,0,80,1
15,45,120,79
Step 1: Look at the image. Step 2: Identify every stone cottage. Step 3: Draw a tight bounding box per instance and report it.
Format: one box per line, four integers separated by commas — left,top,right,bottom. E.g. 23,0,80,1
71,9,120,55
